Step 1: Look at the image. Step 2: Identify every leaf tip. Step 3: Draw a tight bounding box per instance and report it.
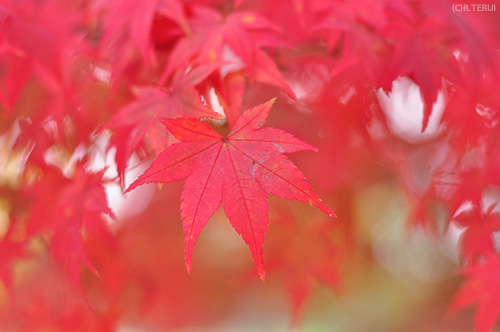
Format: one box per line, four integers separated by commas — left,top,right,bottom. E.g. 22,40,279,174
84,258,101,278
158,117,171,127
258,270,266,282
123,183,135,194
421,104,432,132
324,205,337,218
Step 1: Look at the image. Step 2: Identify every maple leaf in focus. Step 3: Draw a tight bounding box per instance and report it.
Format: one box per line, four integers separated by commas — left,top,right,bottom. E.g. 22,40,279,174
449,254,500,332
126,99,334,280
105,64,222,185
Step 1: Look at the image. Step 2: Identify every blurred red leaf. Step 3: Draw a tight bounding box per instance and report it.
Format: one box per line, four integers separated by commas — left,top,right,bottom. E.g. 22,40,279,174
25,165,115,293
95,0,189,69
450,254,500,332
265,204,346,324
164,6,295,98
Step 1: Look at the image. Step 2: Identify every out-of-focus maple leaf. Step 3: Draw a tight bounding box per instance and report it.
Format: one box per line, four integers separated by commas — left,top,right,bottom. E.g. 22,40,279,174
13,118,55,170
441,61,500,152
84,190,242,330
265,203,346,324
0,0,86,120
389,17,460,131
453,205,500,263
311,0,401,91
167,6,278,73
449,253,500,332
126,99,334,280
310,0,389,50
25,165,115,292
330,26,392,93
94,0,189,75
0,264,119,332
163,6,295,98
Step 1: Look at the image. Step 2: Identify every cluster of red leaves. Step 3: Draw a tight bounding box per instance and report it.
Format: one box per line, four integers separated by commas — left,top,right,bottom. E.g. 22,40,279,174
1,0,500,330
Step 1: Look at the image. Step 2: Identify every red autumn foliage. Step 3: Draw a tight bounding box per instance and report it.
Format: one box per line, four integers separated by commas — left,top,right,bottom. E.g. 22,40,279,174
126,100,334,280
1,0,500,331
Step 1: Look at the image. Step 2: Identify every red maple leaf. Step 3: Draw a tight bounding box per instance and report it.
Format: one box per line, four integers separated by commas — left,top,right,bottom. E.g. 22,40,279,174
95,0,189,71
0,264,119,331
452,203,500,263
25,165,115,294
264,204,346,324
0,0,86,118
449,253,500,332
126,99,334,280
105,64,222,185
163,7,295,99
165,6,280,74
